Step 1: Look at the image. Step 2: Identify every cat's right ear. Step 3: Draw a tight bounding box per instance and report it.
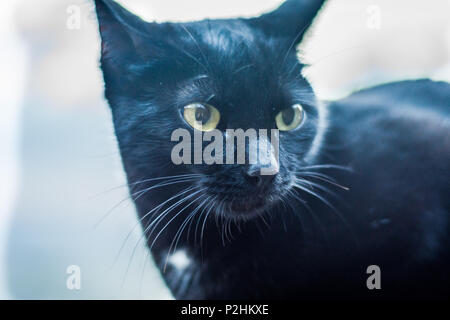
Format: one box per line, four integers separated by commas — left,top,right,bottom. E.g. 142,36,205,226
94,0,166,69
248,0,326,45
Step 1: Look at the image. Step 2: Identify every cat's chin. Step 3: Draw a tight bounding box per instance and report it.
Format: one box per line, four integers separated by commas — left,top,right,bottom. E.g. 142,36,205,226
218,195,279,221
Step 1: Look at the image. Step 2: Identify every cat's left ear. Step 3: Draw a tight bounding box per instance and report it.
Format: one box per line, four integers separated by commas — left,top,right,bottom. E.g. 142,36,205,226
94,0,168,67
248,0,326,45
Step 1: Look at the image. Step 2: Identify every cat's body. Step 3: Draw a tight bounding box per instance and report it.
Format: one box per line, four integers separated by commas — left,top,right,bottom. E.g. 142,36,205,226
95,0,450,299
145,79,450,300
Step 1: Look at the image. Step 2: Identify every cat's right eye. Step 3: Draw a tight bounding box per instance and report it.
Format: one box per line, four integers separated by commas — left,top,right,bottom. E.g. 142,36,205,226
275,104,304,131
183,103,221,132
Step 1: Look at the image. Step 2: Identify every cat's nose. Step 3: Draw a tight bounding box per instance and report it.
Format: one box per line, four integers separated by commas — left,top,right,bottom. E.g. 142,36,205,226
243,164,275,187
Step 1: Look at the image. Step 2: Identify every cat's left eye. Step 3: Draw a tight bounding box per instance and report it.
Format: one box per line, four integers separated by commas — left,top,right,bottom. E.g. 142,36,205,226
183,103,221,132
275,104,304,131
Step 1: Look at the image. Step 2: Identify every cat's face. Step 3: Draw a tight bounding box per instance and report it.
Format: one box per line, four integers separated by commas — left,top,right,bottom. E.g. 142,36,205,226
96,0,326,219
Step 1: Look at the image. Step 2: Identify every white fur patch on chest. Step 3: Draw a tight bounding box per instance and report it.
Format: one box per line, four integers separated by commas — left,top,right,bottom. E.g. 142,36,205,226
167,249,191,271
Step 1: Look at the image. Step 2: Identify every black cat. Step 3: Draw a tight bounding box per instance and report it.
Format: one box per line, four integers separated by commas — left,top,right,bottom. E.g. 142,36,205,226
95,0,450,299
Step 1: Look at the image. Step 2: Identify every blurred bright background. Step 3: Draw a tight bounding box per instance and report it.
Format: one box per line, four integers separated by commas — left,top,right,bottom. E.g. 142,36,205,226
0,0,449,299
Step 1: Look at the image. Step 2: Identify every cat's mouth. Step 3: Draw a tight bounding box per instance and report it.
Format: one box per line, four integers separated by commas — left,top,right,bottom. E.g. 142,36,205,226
214,192,280,220
200,171,291,219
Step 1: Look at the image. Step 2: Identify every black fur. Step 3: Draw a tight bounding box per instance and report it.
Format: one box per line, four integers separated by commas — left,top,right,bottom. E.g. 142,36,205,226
95,0,450,299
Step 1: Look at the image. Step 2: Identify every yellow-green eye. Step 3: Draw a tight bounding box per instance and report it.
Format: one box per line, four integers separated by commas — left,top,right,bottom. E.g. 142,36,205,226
275,104,304,131
183,103,221,132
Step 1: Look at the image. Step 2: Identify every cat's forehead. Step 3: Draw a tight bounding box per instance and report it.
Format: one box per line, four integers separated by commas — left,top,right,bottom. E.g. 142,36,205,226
198,20,256,52
176,21,293,98
182,20,284,73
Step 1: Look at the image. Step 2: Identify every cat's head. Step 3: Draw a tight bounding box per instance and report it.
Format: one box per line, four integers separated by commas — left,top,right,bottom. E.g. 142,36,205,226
95,0,326,220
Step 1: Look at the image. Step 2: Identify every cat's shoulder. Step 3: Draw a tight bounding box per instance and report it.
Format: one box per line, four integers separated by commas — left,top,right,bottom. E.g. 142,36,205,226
325,78,450,169
328,79,450,115
348,78,449,99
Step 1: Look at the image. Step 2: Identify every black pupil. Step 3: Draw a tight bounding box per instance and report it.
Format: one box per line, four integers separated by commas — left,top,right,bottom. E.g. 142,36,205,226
282,108,295,124
195,106,211,124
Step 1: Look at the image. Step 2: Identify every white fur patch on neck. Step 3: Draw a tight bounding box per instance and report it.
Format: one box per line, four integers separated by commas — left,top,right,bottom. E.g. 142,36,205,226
167,249,191,271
